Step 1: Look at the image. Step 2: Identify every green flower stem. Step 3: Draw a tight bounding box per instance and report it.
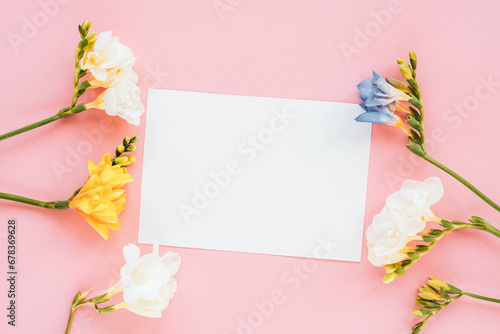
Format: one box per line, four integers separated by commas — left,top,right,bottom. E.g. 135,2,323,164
0,113,66,142
0,104,88,143
65,291,114,334
385,220,500,282
422,154,500,213
462,292,500,304
65,300,93,334
0,192,70,209
65,305,75,334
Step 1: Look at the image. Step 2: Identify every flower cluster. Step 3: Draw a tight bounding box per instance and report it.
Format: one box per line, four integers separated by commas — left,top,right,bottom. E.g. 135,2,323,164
355,70,411,134
66,243,180,332
366,177,443,268
357,51,500,332
411,277,463,333
69,136,138,240
115,243,180,317
82,31,144,126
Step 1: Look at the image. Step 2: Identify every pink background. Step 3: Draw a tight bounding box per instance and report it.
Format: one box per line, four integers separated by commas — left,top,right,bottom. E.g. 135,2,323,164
1,0,500,333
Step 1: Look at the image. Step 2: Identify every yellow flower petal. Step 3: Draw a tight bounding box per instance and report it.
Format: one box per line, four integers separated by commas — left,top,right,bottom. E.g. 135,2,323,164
69,154,132,239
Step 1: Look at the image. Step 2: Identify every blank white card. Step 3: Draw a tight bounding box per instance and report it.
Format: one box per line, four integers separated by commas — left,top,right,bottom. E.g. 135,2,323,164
139,90,371,262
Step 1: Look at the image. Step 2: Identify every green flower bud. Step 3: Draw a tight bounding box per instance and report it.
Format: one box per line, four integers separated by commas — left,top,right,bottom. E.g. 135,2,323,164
439,220,454,229
412,309,436,317
418,284,442,301
409,98,423,109
386,77,411,93
470,216,488,226
407,252,421,259
407,117,423,131
84,32,97,52
383,272,397,284
399,64,413,81
130,136,139,143
125,145,136,152
123,137,131,146
428,229,443,236
96,306,116,314
82,21,91,31
427,277,450,292
406,143,425,157
415,298,442,309
422,235,436,242
409,50,417,70
117,145,125,154
415,245,429,252
114,156,129,166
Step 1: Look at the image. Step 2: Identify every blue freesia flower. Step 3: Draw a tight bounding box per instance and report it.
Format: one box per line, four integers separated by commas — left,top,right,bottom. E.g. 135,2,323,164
355,71,410,134
361,71,410,109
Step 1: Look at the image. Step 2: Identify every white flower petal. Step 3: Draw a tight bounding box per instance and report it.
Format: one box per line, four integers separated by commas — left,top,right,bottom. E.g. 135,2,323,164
162,252,181,276
421,177,444,205
119,243,180,318
123,244,141,264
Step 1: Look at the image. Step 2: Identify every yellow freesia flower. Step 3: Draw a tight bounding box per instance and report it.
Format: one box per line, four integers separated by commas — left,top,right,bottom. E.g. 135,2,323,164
70,154,132,239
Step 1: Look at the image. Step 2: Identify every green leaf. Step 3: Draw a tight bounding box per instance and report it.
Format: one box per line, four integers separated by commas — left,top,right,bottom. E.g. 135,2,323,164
409,97,422,109
77,49,85,60
415,245,429,252
72,104,86,114
395,268,406,275
78,25,87,38
409,106,421,121
415,298,442,309
407,143,425,157
407,117,423,131
422,235,436,242
71,291,81,307
428,229,443,236
409,129,421,144
407,252,420,259
76,80,91,91
412,320,425,334
440,288,451,302
408,78,419,91
78,69,88,78
470,216,488,226
439,220,454,229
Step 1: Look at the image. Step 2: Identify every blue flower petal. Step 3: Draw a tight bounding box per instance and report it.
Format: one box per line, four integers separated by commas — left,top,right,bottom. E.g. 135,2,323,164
357,78,373,98
355,107,398,125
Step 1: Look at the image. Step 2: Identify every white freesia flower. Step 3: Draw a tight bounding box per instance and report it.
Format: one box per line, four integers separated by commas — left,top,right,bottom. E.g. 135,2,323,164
103,79,144,125
117,243,180,318
85,78,145,125
88,58,138,89
366,207,413,267
385,177,443,235
81,31,135,81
